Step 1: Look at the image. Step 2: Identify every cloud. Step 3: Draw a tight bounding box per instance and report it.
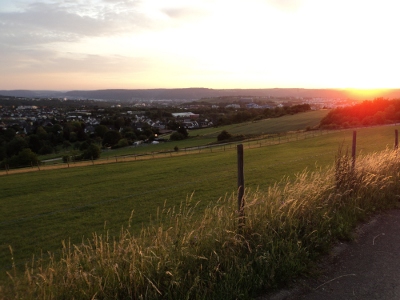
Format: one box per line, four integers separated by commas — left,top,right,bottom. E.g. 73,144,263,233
162,6,209,21
0,0,163,48
265,0,306,12
0,43,151,74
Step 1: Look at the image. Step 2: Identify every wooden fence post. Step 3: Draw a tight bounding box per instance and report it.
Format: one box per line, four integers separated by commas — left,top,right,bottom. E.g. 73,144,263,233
352,131,357,171
237,144,245,229
395,129,398,150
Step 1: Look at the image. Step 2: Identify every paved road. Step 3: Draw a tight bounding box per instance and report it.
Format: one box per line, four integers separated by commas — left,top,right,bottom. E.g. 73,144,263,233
263,208,400,300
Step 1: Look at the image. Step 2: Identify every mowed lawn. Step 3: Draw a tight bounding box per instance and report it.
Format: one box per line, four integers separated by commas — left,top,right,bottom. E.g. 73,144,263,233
1,122,399,279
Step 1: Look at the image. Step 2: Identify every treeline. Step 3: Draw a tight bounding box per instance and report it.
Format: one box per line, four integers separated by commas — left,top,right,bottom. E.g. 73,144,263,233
320,98,400,129
0,120,162,168
0,95,108,108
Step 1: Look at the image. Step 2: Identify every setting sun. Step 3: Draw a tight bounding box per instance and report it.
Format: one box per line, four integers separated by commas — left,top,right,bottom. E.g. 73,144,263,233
346,89,390,100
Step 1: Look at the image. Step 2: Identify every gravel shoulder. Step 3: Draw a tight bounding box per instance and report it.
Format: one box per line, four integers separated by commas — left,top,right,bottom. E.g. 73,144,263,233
261,208,400,300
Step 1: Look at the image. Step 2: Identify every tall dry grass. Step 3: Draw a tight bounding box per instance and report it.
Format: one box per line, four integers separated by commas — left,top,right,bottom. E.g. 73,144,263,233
2,148,400,299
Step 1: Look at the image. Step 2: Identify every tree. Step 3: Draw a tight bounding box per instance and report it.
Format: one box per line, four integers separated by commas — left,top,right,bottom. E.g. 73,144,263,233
95,125,109,138
114,117,126,130
39,144,54,155
6,136,29,157
170,132,185,141
2,128,16,142
102,130,122,147
82,144,101,160
168,122,188,138
373,111,386,125
62,140,72,150
7,148,39,167
177,126,188,138
217,130,232,141
124,131,137,141
28,134,43,153
0,146,6,161
116,138,129,148
36,126,48,140
143,128,155,139
69,132,78,143
79,141,90,151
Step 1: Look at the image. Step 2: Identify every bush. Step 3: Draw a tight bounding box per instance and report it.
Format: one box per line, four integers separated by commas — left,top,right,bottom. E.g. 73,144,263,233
79,141,90,151
102,130,122,147
82,144,101,160
170,132,185,141
110,138,130,149
62,150,83,163
38,144,54,155
217,130,232,141
4,148,39,167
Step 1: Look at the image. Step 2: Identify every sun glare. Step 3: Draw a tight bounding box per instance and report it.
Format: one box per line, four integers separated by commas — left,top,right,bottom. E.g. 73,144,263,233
346,89,389,100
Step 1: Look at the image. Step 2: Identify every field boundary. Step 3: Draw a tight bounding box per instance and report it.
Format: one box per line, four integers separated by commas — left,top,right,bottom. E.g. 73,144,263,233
0,129,336,176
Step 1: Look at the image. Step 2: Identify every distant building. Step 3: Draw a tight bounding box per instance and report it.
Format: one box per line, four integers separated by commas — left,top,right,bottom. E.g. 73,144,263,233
172,112,199,118
225,104,241,109
16,106,38,110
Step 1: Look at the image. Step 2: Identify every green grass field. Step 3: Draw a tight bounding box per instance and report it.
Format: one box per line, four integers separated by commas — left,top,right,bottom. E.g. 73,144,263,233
38,110,329,163
200,109,330,137
1,112,399,281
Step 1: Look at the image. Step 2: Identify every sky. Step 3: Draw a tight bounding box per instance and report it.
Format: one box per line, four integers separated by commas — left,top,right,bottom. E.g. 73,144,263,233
0,0,399,91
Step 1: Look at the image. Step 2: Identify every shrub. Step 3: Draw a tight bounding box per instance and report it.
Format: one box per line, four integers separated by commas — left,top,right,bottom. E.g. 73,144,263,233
82,144,101,160
62,150,84,162
170,132,185,141
38,144,53,155
116,138,130,148
217,130,232,141
4,148,39,167
102,130,122,147
79,141,89,151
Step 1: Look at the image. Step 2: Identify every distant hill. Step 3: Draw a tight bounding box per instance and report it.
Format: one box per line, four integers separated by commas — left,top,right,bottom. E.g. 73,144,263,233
1,88,400,101
0,90,66,98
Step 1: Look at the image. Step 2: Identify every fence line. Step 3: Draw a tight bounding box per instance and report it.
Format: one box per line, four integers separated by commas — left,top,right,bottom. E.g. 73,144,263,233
0,129,338,176
0,147,341,273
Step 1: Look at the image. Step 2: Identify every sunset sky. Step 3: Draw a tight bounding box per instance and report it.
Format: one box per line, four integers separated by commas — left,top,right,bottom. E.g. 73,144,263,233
0,0,399,91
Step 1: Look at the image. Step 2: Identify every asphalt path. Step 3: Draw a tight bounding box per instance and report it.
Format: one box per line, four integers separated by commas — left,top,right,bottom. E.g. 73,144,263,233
263,208,400,300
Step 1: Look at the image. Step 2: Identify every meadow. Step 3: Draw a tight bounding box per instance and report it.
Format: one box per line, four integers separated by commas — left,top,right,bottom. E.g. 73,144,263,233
35,109,328,163
1,110,400,298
